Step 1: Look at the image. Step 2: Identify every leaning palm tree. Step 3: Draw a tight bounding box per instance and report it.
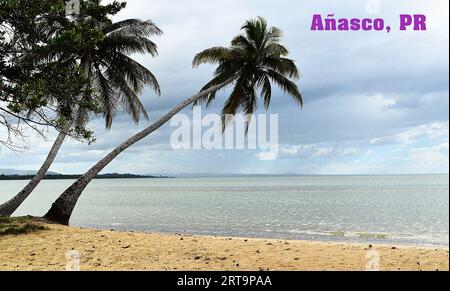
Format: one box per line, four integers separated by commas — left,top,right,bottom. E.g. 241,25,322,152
0,12,162,217
43,17,303,225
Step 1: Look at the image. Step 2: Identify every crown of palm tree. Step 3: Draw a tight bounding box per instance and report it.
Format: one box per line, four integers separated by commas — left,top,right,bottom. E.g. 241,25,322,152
32,8,162,129
193,17,302,128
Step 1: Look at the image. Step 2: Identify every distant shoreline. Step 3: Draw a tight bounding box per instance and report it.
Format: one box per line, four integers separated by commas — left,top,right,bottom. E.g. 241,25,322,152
0,173,171,181
1,172,447,181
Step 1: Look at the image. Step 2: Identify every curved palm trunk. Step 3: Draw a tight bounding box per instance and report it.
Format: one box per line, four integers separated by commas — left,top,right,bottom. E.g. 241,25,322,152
44,77,236,225
0,132,66,217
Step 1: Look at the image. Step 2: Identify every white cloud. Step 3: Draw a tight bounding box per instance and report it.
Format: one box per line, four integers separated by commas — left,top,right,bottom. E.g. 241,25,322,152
404,143,449,173
278,144,362,159
315,142,449,175
342,148,362,156
370,122,449,145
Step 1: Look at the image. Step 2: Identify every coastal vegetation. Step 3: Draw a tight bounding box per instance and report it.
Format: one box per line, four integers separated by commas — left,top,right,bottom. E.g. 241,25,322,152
0,0,161,217
1,0,91,149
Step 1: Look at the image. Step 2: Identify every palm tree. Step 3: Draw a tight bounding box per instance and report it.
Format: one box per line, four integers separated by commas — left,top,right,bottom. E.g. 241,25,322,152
0,8,162,217
43,17,303,225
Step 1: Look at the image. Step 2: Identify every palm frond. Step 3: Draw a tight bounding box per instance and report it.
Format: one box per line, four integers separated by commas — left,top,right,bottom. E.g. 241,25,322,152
266,69,303,107
103,52,160,96
239,86,258,116
264,57,299,79
258,75,272,111
231,35,255,52
192,47,234,68
241,17,268,48
104,65,149,123
103,19,163,37
263,43,289,57
103,33,158,56
94,67,118,128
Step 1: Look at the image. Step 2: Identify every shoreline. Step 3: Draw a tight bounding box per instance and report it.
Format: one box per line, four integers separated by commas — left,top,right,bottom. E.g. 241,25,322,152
75,226,450,250
0,223,448,271
116,230,450,250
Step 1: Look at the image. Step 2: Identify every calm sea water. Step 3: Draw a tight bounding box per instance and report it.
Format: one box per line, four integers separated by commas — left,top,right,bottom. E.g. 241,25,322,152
0,175,448,246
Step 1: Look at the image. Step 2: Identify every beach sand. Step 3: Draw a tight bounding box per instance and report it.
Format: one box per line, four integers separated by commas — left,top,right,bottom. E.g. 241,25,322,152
0,223,448,271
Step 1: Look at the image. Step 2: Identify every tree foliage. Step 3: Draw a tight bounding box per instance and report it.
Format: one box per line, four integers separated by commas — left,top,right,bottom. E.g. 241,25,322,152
0,0,161,150
1,0,91,149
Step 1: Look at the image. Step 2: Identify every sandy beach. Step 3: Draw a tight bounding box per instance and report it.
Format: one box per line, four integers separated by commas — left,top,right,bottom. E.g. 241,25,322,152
0,223,448,271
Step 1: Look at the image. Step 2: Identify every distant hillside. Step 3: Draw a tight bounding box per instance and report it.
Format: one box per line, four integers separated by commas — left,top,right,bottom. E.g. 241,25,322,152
0,172,170,181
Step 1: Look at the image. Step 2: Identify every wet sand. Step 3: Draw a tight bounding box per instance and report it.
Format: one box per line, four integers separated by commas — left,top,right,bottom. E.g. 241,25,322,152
0,223,448,271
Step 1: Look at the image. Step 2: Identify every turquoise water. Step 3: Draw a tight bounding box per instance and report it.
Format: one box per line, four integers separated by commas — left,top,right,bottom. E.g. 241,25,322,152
0,175,448,246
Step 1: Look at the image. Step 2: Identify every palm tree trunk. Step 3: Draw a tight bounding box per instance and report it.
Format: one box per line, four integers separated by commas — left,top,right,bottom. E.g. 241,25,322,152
0,132,66,217
43,76,236,225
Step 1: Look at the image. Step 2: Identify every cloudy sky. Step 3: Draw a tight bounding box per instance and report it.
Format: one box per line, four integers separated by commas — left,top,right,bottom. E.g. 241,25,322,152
0,0,449,175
